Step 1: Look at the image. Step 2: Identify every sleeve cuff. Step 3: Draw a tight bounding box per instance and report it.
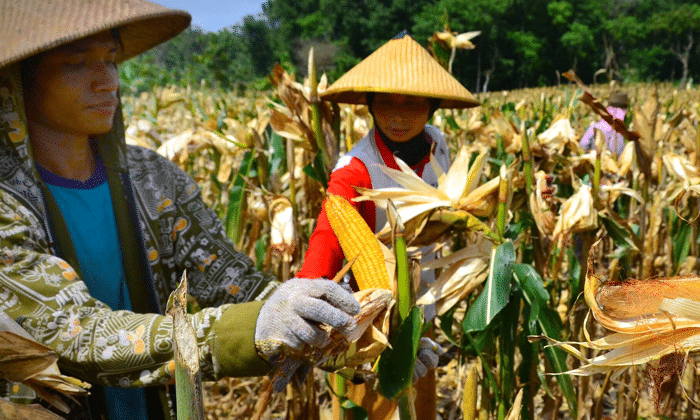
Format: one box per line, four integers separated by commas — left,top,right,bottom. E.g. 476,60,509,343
211,301,271,378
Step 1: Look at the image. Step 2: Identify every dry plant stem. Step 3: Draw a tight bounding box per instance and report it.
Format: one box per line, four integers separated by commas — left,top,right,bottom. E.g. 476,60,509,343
287,135,298,220
593,371,613,420
251,378,273,420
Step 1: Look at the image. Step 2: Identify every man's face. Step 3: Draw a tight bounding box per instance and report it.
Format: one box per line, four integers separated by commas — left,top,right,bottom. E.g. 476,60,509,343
24,31,120,138
372,93,431,143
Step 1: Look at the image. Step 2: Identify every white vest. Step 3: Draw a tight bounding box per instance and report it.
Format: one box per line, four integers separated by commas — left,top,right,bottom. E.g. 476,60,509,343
344,125,450,320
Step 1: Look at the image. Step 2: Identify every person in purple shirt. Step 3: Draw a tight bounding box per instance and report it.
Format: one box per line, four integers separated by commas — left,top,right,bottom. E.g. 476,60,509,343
579,91,629,157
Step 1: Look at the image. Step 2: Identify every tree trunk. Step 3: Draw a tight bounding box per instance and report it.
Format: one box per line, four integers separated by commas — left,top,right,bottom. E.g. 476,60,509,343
671,32,694,88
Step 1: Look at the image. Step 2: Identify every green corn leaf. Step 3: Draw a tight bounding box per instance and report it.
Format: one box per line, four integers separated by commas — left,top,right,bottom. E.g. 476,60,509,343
462,241,515,333
599,214,639,257
378,307,422,400
269,132,287,177
254,234,269,272
512,264,577,419
225,150,254,244
669,210,692,274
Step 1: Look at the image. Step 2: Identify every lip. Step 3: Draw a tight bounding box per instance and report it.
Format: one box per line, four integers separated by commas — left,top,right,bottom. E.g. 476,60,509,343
88,100,117,114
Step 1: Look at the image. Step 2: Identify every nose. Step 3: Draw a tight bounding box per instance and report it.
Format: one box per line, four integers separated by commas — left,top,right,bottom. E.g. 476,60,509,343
93,62,119,92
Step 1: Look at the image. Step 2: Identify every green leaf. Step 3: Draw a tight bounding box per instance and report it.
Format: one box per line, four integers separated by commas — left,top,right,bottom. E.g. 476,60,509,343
225,150,254,244
670,211,691,274
512,264,577,419
268,132,287,177
302,151,328,188
600,214,639,257
378,307,422,399
462,241,515,333
254,234,269,272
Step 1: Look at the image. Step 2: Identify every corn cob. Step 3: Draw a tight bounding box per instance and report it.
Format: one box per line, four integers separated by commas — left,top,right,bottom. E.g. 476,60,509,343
325,193,392,290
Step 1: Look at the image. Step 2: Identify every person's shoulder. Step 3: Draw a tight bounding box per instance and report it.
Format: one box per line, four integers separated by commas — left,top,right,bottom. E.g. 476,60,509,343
126,145,185,172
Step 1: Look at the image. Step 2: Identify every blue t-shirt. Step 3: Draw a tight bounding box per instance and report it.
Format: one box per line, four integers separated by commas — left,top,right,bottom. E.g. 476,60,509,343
37,159,149,420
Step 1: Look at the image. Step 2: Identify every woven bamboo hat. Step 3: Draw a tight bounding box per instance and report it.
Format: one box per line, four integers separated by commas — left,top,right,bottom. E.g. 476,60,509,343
0,0,191,69
321,32,479,109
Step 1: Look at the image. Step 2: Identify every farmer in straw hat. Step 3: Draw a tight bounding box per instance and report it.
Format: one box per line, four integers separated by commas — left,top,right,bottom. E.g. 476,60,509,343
296,31,480,419
0,0,361,418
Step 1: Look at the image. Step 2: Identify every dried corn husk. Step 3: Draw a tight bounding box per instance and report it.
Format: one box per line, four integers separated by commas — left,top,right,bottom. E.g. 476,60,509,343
354,146,499,244
540,241,700,377
282,288,394,371
269,197,297,263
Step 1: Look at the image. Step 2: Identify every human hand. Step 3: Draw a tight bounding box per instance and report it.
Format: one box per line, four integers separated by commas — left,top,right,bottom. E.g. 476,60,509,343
413,336,444,383
254,278,361,391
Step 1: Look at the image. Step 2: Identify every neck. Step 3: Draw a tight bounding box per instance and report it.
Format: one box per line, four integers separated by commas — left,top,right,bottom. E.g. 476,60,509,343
376,127,430,167
28,124,96,182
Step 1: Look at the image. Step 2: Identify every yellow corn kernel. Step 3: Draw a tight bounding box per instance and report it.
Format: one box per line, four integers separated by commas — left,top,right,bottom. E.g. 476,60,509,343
325,194,392,290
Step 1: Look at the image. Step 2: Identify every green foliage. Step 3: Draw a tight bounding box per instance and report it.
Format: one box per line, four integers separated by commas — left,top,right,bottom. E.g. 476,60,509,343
377,307,422,399
117,0,700,93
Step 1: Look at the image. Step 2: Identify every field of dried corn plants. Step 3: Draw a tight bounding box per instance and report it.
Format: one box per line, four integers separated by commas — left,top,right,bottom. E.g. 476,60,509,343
118,67,700,420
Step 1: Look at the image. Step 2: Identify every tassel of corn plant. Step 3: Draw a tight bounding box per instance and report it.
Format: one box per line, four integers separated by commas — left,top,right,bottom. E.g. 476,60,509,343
325,193,393,291
166,271,205,420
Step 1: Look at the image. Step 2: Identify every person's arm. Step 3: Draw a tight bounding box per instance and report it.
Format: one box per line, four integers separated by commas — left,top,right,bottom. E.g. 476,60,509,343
579,122,597,151
0,190,269,386
297,156,375,279
140,150,278,308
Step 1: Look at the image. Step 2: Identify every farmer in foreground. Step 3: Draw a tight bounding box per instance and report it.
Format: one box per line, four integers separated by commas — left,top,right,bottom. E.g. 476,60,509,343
297,31,480,419
0,0,360,418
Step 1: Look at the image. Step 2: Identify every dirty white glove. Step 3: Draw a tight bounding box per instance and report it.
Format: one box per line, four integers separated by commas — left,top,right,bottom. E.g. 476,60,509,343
413,337,444,383
254,278,361,391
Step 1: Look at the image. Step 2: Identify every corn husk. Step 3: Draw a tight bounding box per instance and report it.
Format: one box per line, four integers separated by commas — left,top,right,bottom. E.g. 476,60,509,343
269,196,297,263
354,146,499,244
541,241,700,377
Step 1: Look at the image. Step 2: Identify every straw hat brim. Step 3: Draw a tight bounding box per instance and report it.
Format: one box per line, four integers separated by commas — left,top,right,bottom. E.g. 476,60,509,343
320,34,479,109
1,0,191,69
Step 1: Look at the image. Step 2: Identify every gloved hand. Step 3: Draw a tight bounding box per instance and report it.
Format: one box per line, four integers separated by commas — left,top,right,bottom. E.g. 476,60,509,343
413,336,444,383
254,278,361,392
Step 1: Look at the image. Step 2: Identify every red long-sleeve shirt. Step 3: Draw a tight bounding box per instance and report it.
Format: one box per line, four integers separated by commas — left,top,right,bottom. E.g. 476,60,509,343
297,130,432,279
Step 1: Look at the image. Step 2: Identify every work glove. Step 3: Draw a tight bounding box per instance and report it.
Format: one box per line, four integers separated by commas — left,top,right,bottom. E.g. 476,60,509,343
254,277,361,392
413,337,445,383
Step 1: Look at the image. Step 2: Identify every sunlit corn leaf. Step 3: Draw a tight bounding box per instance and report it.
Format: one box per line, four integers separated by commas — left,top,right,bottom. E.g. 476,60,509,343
377,306,422,399
166,272,205,420
463,241,515,333
225,150,254,245
417,234,491,316
513,264,576,416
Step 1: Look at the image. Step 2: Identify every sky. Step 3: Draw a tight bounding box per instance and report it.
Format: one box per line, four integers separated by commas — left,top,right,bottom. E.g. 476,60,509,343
155,0,268,33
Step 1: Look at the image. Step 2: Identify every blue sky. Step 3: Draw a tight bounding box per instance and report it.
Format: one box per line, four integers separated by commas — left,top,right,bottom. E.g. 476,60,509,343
155,0,267,33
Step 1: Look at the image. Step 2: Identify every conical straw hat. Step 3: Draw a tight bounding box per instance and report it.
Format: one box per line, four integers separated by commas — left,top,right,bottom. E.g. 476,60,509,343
0,0,191,69
321,32,479,109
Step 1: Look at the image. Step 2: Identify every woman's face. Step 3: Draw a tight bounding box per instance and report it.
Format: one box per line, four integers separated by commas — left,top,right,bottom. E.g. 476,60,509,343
24,31,120,139
372,93,431,142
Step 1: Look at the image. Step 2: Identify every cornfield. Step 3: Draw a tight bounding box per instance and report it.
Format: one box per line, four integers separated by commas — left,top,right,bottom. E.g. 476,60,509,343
4,63,700,419
117,72,700,419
